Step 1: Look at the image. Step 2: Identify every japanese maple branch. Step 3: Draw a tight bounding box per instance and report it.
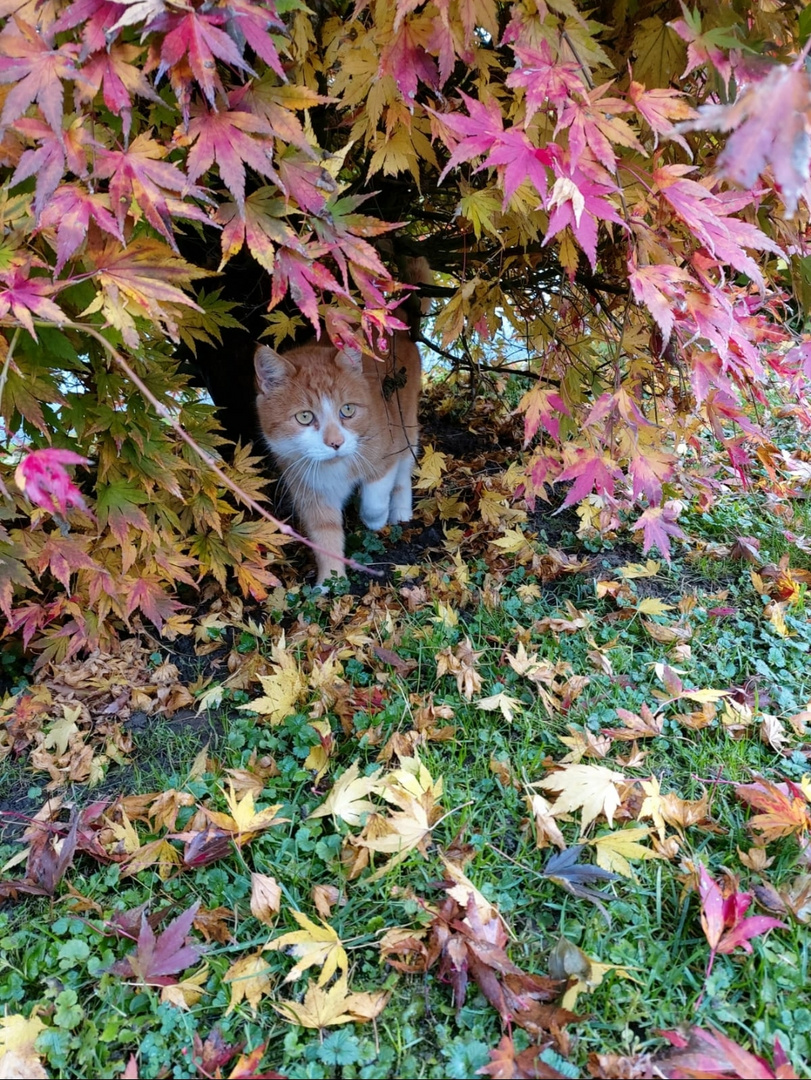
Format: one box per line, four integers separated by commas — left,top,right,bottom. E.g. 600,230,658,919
5,319,380,579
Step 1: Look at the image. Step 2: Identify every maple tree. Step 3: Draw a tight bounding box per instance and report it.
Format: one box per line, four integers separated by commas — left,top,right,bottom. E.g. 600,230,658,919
0,0,811,648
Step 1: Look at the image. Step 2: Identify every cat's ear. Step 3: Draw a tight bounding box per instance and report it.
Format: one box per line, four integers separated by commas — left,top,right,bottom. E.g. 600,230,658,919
335,346,363,373
254,345,293,394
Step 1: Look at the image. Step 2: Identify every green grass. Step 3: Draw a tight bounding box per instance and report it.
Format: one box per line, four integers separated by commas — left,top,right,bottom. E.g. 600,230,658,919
1,493,811,1078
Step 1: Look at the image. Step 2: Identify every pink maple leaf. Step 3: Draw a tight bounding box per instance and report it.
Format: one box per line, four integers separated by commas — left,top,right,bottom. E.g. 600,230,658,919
95,133,209,244
185,106,278,211
0,266,66,340
555,81,642,173
628,261,692,341
9,118,70,218
0,18,79,135
506,41,584,124
433,93,505,181
678,65,811,218
75,44,161,139
15,448,90,516
544,157,624,268
39,183,124,273
53,0,125,55
631,502,686,562
379,18,437,102
220,0,286,81
557,448,622,507
270,244,348,332
154,10,254,105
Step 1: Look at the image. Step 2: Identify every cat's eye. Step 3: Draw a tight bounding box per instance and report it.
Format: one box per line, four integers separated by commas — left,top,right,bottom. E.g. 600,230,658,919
295,410,314,426
339,403,356,419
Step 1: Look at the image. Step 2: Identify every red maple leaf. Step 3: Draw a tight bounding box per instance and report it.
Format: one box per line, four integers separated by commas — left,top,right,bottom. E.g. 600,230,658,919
220,0,286,81
125,576,184,631
557,447,622,507
270,244,348,331
39,183,123,273
697,863,785,991
660,1027,798,1080
155,10,254,105
112,901,203,986
0,18,79,135
94,133,208,244
185,106,279,211
75,44,161,139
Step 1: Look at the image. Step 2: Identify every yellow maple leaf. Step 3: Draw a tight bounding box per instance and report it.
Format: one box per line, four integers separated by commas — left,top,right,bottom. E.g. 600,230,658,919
205,783,287,841
414,444,447,491
589,827,661,877
535,763,628,831
308,761,383,827
615,560,661,579
635,597,674,616
490,528,533,556
224,953,273,1014
638,776,667,842
273,974,389,1029
238,633,306,724
160,964,209,1010
264,910,348,985
0,1013,48,1079
475,691,524,723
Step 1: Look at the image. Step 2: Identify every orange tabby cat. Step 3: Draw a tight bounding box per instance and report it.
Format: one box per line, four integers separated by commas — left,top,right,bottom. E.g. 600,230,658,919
254,332,420,583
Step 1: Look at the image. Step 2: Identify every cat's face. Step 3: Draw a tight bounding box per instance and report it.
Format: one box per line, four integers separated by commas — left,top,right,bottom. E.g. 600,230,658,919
254,344,371,467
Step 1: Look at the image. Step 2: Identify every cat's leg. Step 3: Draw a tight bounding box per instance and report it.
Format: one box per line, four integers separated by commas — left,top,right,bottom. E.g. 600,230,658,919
299,500,347,584
360,466,398,531
388,454,414,524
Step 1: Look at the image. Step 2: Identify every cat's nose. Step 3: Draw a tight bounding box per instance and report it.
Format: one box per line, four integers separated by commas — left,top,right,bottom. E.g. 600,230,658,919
324,427,344,450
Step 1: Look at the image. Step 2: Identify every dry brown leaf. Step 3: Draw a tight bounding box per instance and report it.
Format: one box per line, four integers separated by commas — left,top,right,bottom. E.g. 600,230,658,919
250,873,282,925
312,884,340,920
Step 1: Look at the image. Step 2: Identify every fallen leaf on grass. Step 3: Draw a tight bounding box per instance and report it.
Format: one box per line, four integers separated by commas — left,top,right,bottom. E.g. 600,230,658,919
160,963,209,1009
659,1026,798,1079
308,761,383,826
476,691,524,723
204,783,288,843
534,763,628,830
272,974,389,1030
250,873,282,925
265,910,348,985
602,704,663,740
697,863,786,971
589,827,661,877
224,953,273,1014
549,937,638,1011
735,776,811,843
0,1013,48,1080
112,901,203,986
541,846,619,923
479,1034,569,1079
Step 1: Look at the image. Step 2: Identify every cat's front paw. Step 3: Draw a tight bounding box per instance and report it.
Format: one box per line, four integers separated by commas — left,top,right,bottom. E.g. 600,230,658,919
361,512,388,532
